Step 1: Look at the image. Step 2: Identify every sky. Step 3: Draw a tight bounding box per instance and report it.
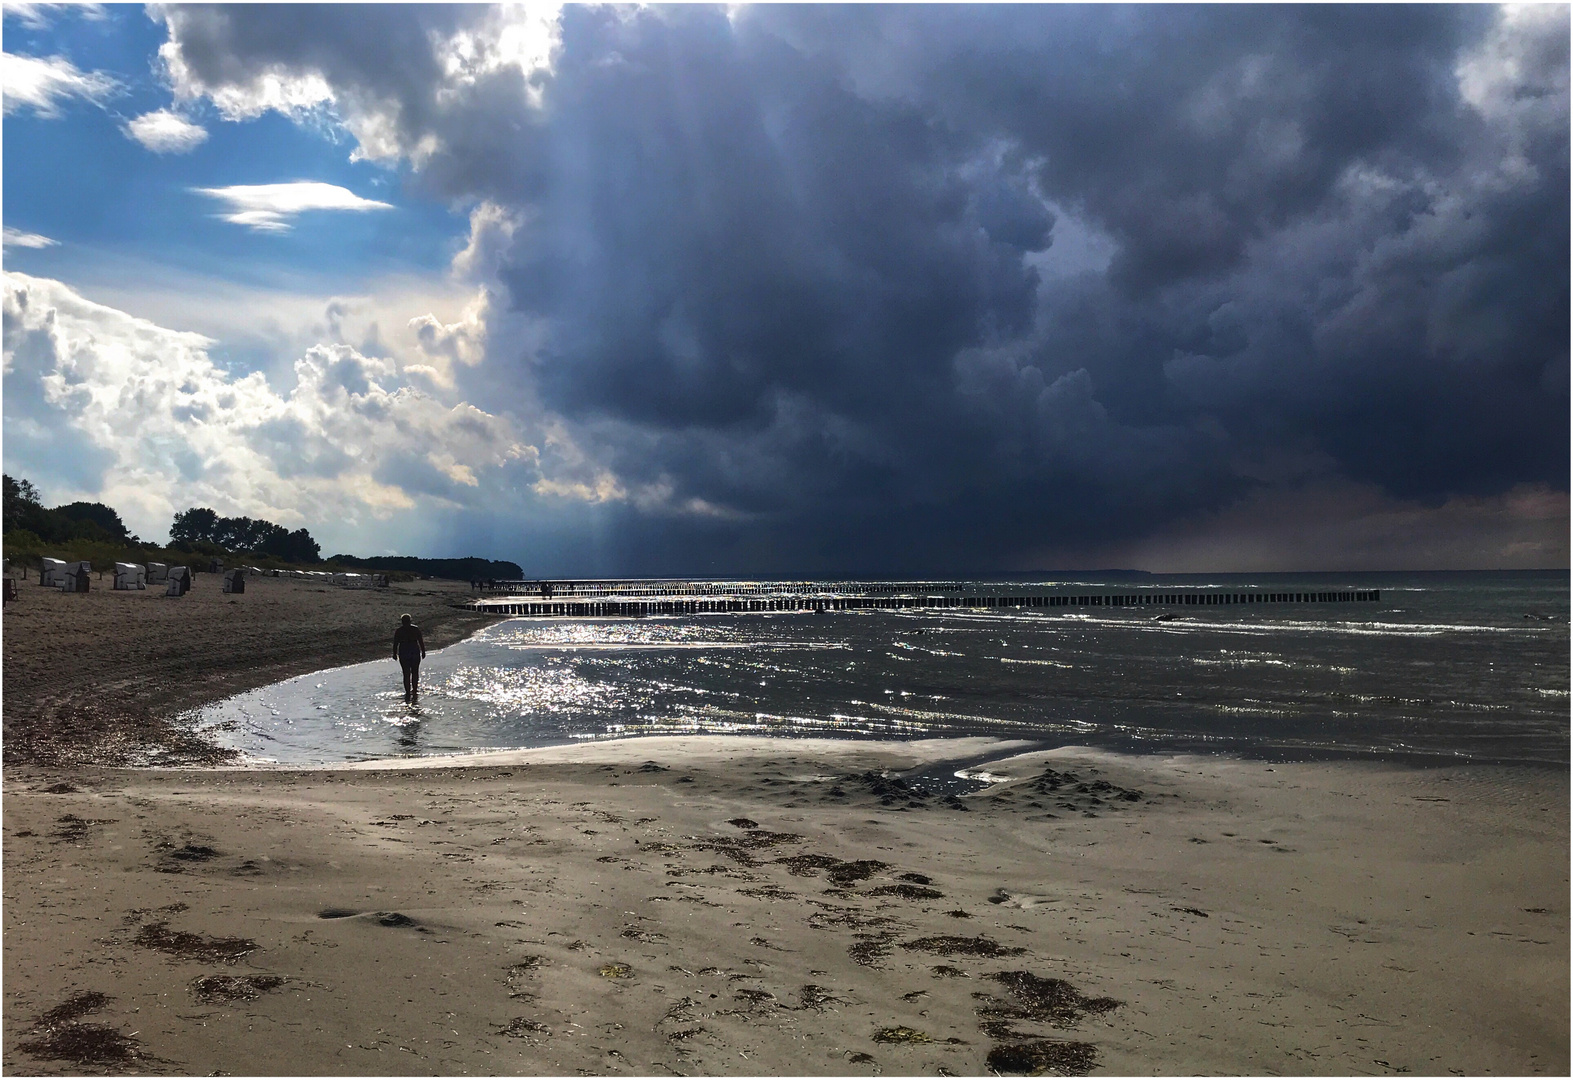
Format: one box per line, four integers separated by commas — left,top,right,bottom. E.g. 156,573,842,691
2,2,1568,575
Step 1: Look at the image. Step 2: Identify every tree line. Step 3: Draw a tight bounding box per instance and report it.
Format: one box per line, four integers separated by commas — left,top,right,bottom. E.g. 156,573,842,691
3,474,520,580
4,473,321,563
3,474,138,546
169,507,321,563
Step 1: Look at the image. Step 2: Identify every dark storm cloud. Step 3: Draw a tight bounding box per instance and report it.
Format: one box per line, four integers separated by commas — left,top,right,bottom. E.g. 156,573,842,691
156,4,1569,572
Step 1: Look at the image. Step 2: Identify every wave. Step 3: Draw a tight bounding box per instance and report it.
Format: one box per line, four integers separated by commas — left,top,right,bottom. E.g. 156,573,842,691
933,610,1543,637
502,641,849,652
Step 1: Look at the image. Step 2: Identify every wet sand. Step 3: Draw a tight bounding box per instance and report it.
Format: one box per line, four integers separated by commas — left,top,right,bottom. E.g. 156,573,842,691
2,580,1568,1075
2,572,498,766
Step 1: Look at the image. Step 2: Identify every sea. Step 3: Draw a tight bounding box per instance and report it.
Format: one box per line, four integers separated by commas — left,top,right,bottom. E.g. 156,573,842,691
196,571,1568,769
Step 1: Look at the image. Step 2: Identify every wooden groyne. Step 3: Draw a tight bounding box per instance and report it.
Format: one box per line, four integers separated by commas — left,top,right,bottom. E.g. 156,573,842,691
472,588,1381,618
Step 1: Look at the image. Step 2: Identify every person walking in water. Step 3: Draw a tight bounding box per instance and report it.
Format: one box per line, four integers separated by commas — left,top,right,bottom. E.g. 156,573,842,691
393,614,427,702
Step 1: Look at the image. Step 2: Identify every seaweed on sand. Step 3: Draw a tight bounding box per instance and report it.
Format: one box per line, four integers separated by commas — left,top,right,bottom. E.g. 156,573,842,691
899,935,1025,958
797,984,848,1011
867,884,944,900
848,933,895,966
873,1026,932,1043
775,854,888,886
132,922,258,963
973,971,1121,1038
189,974,286,1003
18,992,145,1069
690,829,805,866
985,1039,1099,1076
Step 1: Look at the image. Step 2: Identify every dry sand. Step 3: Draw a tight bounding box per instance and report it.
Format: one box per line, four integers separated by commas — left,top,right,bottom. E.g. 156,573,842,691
2,582,1568,1075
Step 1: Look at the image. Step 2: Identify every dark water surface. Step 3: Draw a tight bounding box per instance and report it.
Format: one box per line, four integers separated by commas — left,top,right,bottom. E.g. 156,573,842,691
197,571,1568,768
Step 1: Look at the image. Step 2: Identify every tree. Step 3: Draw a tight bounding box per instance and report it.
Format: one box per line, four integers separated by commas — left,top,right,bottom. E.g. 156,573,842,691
168,506,321,563
275,528,321,563
3,474,44,534
170,507,220,546
55,501,130,541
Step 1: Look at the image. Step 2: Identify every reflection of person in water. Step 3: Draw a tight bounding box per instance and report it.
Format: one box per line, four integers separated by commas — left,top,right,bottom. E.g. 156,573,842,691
393,614,426,702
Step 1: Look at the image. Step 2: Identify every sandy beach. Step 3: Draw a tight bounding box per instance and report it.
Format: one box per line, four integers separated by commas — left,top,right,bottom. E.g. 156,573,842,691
2,572,498,767
2,583,1567,1075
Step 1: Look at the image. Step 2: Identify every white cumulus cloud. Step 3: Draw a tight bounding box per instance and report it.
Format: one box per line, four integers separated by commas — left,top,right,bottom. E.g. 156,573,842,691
191,181,394,233
2,226,58,249
2,51,118,116
124,108,208,153
3,271,537,544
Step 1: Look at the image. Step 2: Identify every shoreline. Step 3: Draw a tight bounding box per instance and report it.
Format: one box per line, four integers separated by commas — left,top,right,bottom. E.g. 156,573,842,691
161,728,1573,776
2,573,502,767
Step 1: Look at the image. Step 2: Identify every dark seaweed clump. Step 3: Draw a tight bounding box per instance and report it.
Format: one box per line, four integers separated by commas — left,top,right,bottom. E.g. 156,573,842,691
975,971,1122,1038
35,991,112,1026
18,1024,143,1068
133,922,258,963
985,1039,1099,1076
848,934,895,966
867,883,944,900
900,935,1026,958
775,854,888,886
189,974,285,1003
690,829,805,866
18,992,142,1068
797,984,846,1011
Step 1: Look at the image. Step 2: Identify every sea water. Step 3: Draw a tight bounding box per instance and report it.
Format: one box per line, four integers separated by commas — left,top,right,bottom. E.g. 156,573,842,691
196,571,1568,768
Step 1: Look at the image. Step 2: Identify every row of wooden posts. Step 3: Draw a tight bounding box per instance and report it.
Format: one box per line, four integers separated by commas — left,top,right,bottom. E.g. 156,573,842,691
475,589,1381,617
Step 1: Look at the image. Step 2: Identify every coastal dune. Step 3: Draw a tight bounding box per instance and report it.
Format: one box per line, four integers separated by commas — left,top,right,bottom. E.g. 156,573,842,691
2,578,1567,1075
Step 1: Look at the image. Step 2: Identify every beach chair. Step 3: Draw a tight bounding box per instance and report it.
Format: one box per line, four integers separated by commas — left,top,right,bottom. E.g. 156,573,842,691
40,557,66,587
166,565,191,596
146,562,169,585
4,578,18,603
58,561,92,592
114,562,147,590
223,568,245,594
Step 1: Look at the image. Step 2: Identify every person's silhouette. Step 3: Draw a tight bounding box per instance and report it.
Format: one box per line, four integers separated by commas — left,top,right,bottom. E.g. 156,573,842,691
393,614,427,702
